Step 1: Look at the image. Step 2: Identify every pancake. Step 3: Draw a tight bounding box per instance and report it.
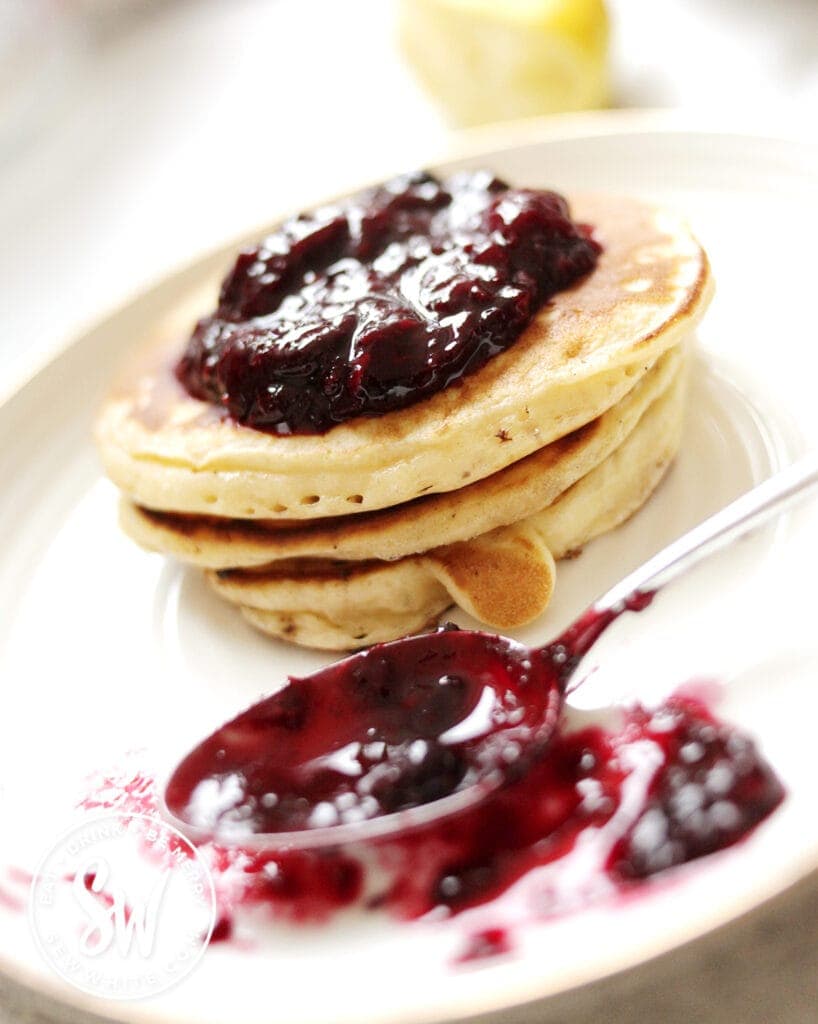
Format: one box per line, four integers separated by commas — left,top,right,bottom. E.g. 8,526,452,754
234,560,452,651
119,344,684,569
96,194,712,520
209,358,686,648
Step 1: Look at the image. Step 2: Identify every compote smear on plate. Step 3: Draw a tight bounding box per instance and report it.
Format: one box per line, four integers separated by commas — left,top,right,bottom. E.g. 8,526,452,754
176,170,600,434
158,614,784,934
81,693,783,942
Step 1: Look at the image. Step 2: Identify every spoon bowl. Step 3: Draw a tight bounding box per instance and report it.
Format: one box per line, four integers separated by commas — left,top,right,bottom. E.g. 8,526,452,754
164,629,564,848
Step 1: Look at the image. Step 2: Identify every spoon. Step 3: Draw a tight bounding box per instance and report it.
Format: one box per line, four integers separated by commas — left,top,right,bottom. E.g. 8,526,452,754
164,454,818,850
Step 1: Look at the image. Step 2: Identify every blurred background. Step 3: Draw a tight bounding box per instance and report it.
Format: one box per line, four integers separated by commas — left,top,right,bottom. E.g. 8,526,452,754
1,0,817,384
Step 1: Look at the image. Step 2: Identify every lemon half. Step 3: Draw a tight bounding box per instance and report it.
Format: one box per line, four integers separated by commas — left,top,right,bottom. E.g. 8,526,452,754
399,0,609,126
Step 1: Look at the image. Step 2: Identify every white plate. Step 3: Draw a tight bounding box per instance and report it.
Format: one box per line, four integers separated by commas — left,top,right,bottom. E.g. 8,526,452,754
2,116,818,1024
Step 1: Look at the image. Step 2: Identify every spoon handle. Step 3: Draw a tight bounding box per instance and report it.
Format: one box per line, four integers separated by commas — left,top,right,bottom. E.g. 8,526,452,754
593,453,818,615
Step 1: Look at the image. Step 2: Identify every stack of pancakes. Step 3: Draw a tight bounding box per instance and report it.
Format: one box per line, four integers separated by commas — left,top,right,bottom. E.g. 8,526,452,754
96,194,713,650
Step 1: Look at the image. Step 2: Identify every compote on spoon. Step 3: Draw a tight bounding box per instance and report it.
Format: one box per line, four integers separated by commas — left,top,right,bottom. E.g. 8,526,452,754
165,455,818,850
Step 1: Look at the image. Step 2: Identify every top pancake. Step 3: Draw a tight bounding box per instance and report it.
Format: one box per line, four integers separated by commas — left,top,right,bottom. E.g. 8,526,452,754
120,344,684,568
95,193,712,520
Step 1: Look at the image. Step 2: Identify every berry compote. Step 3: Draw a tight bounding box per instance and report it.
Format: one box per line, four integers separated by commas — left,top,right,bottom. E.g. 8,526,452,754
165,630,563,838
161,614,784,930
175,170,600,434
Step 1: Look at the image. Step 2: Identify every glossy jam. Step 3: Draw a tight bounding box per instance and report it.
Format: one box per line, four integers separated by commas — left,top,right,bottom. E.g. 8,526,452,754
165,630,564,837
456,927,514,963
175,170,600,434
607,702,784,879
381,697,784,918
80,694,783,936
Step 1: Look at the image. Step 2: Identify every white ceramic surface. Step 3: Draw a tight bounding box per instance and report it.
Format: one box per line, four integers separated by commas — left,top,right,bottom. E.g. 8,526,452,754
1,120,818,1024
